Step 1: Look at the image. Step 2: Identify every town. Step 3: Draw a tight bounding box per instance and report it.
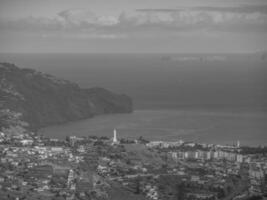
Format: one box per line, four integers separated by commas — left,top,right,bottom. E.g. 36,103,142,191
0,130,266,200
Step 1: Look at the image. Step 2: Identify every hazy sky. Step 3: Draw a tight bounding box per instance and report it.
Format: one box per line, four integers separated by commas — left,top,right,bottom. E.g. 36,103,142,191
0,0,267,53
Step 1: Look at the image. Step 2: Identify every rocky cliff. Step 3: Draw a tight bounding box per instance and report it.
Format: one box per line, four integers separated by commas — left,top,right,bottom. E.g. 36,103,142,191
0,62,132,130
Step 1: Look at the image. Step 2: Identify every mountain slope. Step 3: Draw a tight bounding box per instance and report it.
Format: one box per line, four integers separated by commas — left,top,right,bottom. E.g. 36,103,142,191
0,62,132,130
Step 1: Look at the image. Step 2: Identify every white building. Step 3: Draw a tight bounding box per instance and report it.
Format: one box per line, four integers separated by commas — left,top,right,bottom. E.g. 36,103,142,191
20,139,33,146
236,154,243,163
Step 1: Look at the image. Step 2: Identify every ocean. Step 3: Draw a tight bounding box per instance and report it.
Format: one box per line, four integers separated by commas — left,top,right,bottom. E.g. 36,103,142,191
0,53,266,146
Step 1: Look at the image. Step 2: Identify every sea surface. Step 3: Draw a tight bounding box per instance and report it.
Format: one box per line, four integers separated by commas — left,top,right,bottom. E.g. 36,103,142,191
39,109,267,146
0,53,266,146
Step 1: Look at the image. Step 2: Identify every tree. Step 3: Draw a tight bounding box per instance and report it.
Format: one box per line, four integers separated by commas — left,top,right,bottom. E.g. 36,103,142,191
0,108,10,130
248,196,263,200
134,176,141,194
0,108,28,134
176,183,186,200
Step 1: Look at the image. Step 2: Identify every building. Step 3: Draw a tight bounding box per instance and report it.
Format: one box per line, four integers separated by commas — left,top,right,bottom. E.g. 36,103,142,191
205,151,211,160
67,169,74,188
236,154,243,163
20,139,33,146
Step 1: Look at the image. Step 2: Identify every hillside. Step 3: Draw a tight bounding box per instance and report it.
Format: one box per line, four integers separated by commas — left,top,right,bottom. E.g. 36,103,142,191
0,62,132,130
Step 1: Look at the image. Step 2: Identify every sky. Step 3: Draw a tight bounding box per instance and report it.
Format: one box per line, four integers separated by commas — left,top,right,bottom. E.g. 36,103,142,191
0,0,267,53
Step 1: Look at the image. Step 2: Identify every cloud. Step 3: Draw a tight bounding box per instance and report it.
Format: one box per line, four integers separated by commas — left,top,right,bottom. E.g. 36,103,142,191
193,5,267,14
133,5,267,31
0,4,267,38
136,5,267,14
58,9,119,26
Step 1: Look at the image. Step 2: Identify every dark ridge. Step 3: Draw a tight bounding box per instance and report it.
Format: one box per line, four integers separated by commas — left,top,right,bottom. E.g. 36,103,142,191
0,62,133,130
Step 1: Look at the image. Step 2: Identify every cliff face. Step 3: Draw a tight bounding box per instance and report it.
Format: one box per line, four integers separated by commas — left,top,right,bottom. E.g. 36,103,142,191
0,63,132,129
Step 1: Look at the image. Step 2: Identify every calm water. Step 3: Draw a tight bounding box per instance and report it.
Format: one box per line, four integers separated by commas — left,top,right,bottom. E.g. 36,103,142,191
39,109,267,146
1,53,266,145
1,53,266,110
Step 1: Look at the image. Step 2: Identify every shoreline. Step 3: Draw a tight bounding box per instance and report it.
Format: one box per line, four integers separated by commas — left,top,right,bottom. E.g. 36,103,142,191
38,109,267,147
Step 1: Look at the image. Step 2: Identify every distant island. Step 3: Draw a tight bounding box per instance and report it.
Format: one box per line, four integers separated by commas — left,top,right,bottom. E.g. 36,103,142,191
0,62,133,132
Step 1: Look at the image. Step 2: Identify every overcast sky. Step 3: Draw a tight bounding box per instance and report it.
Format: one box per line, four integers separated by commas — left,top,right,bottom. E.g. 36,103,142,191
0,0,267,53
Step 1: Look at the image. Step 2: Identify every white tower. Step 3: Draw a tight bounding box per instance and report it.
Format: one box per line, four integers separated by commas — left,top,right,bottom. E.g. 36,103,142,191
113,129,118,144
237,140,240,148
